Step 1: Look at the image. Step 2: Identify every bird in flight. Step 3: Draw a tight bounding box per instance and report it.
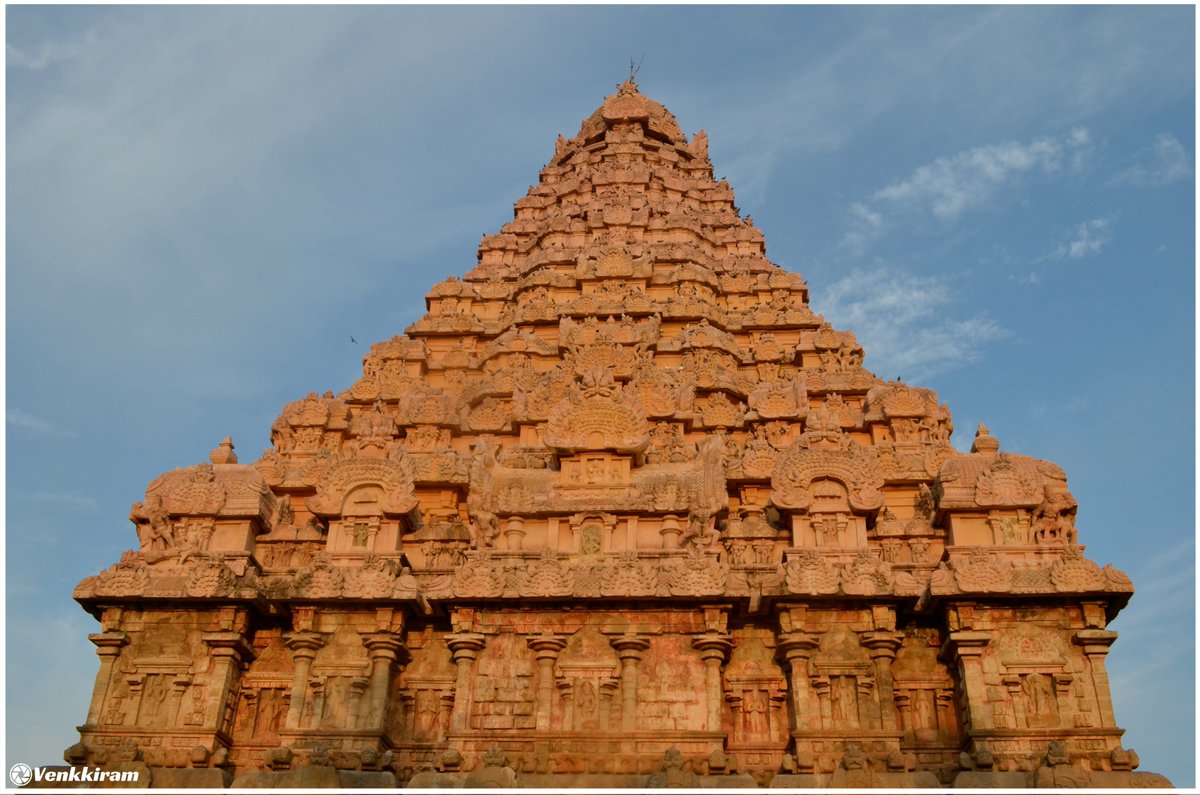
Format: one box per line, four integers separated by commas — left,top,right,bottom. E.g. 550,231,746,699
350,335,358,344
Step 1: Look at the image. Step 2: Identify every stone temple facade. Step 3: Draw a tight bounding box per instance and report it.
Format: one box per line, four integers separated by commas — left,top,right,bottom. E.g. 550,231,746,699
70,80,1169,788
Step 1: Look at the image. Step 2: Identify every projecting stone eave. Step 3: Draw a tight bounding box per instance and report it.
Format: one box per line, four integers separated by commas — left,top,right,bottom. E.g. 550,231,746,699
920,588,1135,628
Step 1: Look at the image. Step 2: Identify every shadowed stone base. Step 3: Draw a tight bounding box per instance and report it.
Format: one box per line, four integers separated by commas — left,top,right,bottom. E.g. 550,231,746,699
148,768,232,788
231,764,340,788
22,760,1173,789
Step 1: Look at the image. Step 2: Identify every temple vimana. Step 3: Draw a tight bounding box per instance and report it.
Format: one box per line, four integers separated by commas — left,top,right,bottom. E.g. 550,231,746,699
69,79,1169,788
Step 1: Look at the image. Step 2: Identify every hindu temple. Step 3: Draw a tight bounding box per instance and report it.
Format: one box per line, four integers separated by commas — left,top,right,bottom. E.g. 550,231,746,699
69,79,1170,788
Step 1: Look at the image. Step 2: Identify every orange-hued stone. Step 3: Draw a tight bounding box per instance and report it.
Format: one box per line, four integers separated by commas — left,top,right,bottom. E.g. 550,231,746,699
70,79,1169,788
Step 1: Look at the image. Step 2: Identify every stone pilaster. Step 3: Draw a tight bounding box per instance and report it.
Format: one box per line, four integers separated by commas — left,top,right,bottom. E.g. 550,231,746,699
1002,675,1026,727
940,630,992,731
236,690,258,736
776,631,820,731
1073,629,1119,728
693,634,733,732
862,631,903,730
85,632,128,727
283,631,324,729
527,634,566,731
610,635,650,731
446,632,486,732
201,631,256,734
556,680,575,731
348,676,370,729
309,680,327,729
168,673,192,727
894,690,913,740
126,676,146,726
362,632,405,730
935,689,955,739
599,680,619,730
438,692,455,742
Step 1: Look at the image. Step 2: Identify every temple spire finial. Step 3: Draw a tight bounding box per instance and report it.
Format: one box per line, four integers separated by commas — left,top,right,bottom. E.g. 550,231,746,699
619,54,645,95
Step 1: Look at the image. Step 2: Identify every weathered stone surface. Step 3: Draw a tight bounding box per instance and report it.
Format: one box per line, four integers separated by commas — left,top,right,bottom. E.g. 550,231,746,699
67,78,1165,788
148,768,233,789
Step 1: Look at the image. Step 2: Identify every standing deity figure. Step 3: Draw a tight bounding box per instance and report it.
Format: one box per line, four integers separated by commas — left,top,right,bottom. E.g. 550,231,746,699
131,494,175,552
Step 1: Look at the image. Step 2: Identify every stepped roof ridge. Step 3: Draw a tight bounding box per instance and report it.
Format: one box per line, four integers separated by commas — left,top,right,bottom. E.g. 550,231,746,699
466,79,780,285
576,77,687,144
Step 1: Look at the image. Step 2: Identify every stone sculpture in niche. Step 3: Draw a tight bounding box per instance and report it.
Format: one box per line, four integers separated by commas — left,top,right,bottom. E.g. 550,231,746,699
67,78,1164,789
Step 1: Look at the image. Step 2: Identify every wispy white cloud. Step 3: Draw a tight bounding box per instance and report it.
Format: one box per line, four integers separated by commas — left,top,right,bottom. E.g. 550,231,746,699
1113,133,1191,187
14,491,99,511
702,6,1191,211
815,268,1009,383
7,408,74,437
1043,216,1113,262
1028,394,1089,419
1064,395,1089,413
6,29,97,70
838,202,886,255
834,129,1092,258
872,129,1091,221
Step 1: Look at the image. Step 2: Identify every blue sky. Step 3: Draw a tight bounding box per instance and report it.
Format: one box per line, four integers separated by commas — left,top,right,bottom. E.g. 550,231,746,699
6,5,1194,785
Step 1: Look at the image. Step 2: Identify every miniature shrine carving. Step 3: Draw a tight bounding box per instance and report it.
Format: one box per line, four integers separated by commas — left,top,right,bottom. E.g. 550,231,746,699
69,78,1164,788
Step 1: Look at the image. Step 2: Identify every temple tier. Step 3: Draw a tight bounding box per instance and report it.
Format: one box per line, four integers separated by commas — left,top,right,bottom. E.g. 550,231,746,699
71,79,1167,788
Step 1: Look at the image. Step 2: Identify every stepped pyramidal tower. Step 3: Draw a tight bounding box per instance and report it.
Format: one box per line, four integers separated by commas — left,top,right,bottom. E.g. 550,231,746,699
71,79,1169,788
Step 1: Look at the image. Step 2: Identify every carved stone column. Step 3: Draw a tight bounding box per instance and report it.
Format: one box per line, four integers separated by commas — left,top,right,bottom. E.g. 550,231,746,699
527,635,566,731
362,633,404,730
693,634,733,732
309,680,326,729
1053,673,1077,728
446,632,486,732
855,677,877,728
727,692,745,743
126,676,146,725
504,517,525,550
1001,675,1025,728
399,692,416,738
1073,630,1118,728
863,631,903,730
769,691,787,742
556,679,575,731
611,635,650,731
661,515,682,549
812,677,832,728
85,632,128,726
283,631,324,729
168,673,192,727
940,630,992,731
777,631,820,731
236,691,258,737
438,692,455,742
366,517,381,552
894,691,913,741
934,690,955,739
348,677,370,728
201,631,256,733
599,681,619,730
